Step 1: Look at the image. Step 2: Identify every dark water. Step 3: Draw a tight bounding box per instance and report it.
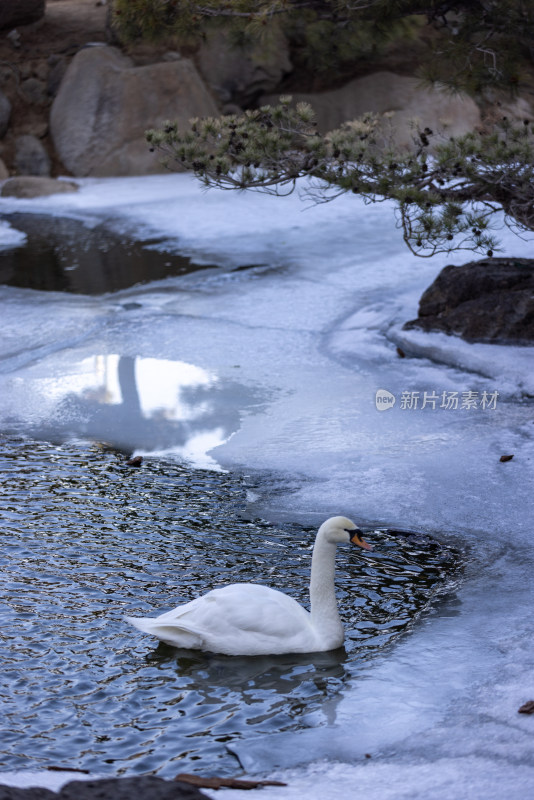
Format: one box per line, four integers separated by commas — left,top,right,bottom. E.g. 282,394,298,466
0,214,217,294
0,435,461,778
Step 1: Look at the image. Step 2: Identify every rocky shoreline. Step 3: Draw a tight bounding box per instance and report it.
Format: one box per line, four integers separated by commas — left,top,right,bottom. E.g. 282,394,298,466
1,0,533,183
1,2,533,346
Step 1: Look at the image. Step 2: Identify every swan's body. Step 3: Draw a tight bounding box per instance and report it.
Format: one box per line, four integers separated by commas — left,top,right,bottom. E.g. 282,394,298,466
126,516,371,656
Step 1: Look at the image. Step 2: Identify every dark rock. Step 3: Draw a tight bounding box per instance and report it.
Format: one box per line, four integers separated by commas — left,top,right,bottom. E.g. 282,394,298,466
33,61,49,83
21,77,48,105
6,29,21,48
60,777,208,800
196,26,292,107
0,777,209,800
14,134,51,176
0,788,56,800
47,56,68,97
403,258,534,344
0,89,11,137
0,0,45,30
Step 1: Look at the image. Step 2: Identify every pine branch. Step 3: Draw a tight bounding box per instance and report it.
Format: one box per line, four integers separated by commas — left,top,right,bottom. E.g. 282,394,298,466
147,101,534,256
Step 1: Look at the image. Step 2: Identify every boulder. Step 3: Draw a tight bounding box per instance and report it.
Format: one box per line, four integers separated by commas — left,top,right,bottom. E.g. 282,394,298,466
50,46,220,177
482,89,534,125
263,71,481,144
0,0,45,30
14,133,51,176
1,176,79,198
196,25,292,107
403,257,534,344
0,158,8,180
0,90,11,137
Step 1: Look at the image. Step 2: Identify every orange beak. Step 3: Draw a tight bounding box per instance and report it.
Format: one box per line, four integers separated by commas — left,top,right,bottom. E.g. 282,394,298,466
351,532,373,550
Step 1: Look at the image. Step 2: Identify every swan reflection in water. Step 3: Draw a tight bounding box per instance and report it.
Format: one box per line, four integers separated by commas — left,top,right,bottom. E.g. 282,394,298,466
146,639,352,735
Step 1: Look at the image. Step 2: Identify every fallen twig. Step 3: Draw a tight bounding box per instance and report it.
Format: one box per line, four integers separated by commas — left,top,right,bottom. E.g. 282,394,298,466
175,773,287,790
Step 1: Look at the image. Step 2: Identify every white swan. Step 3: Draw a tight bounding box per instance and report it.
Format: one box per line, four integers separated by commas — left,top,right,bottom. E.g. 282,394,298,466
126,516,372,656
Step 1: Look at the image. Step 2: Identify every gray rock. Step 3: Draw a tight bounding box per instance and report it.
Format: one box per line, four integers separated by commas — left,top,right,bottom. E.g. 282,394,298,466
0,64,15,88
0,89,11,137
14,134,51,176
1,176,79,198
6,29,21,48
403,257,534,343
29,121,48,139
21,77,48,106
20,62,33,80
0,777,208,800
263,71,481,144
50,46,219,177
33,61,49,82
0,0,45,30
47,56,68,97
162,51,182,62
196,25,292,107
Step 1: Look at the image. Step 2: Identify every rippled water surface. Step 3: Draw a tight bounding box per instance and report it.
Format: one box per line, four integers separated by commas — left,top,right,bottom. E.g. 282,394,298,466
0,436,461,777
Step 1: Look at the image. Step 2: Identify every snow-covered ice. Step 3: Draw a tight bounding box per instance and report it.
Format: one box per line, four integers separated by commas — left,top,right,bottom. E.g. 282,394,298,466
0,174,533,798
0,218,26,250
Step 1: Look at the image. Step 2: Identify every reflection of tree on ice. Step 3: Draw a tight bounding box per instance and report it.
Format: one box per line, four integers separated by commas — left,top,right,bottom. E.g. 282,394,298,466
43,355,260,455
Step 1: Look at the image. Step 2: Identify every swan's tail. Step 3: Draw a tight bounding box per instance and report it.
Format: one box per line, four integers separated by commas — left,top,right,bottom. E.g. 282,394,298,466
125,616,203,649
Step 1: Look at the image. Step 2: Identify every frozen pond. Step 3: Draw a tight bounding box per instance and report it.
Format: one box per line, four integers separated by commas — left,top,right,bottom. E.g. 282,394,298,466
0,175,533,798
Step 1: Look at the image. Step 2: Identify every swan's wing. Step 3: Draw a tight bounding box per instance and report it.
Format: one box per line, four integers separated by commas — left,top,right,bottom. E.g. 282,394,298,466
128,583,317,655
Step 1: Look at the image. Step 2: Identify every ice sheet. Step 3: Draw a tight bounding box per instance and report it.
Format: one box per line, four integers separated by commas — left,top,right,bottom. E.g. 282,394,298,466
0,218,27,250
0,174,533,798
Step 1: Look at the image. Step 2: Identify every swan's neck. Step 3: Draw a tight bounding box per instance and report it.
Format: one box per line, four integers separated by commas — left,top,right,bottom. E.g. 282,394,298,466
309,534,343,643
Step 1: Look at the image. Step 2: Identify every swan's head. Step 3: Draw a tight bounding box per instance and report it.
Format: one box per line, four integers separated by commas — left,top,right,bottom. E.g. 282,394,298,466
320,516,373,550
